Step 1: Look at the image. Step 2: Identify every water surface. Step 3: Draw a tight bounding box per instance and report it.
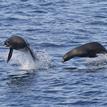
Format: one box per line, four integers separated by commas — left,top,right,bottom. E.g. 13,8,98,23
0,0,107,107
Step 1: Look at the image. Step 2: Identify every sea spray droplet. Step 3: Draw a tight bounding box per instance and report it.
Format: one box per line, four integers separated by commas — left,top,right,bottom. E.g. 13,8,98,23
36,50,52,70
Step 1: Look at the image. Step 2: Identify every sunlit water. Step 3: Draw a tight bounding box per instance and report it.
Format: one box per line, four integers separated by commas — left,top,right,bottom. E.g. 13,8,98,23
0,0,107,107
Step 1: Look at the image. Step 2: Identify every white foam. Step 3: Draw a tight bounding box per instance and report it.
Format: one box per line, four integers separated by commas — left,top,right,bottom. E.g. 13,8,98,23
85,54,107,69
2,49,51,71
20,49,51,70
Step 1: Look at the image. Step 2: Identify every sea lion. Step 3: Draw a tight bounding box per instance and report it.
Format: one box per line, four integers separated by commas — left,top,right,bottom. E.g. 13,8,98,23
63,42,107,62
4,35,36,63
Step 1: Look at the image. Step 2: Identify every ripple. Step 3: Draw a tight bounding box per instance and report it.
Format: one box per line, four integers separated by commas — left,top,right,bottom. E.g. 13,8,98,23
71,100,98,105
1,0,107,106
39,43,65,48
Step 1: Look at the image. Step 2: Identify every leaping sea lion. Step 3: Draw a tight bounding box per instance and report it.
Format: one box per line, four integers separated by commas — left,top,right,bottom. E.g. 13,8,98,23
63,42,107,62
4,35,36,63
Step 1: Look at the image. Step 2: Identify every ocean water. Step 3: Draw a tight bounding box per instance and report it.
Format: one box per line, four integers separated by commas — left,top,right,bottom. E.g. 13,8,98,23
0,0,107,107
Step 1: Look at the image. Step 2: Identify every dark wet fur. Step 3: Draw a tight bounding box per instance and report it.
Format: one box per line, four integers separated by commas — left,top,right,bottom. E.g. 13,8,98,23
63,42,107,62
4,36,36,62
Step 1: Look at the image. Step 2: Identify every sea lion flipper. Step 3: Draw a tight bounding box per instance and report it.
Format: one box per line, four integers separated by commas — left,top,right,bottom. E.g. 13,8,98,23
7,48,13,63
27,47,36,61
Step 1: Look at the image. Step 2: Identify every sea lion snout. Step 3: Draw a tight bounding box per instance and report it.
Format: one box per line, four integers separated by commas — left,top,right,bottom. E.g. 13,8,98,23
63,53,74,62
4,39,10,47
63,55,69,62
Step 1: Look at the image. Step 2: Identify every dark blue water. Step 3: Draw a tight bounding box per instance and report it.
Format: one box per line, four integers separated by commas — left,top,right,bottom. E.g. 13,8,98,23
0,0,107,107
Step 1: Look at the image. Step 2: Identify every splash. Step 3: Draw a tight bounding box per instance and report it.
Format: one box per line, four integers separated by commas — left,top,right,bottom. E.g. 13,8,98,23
19,49,51,70
85,54,107,69
3,49,51,71
18,50,36,70
36,50,52,70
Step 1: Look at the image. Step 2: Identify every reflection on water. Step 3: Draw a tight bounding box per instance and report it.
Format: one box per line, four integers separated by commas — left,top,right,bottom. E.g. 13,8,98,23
7,71,36,88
